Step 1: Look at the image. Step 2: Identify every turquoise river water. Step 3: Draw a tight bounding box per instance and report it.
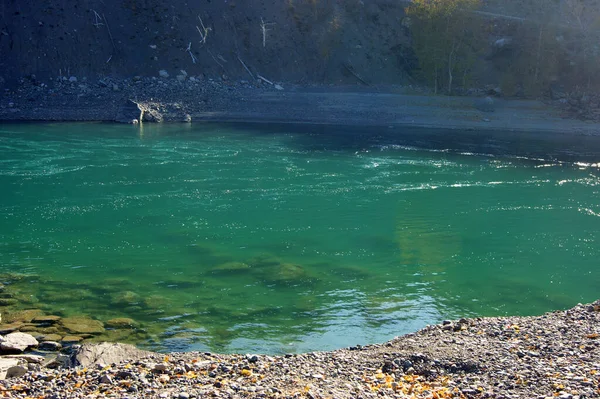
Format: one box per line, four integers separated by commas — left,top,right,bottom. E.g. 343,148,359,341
0,122,599,354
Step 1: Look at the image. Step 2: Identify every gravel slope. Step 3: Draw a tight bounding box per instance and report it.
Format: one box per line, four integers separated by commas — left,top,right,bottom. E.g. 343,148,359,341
2,301,598,399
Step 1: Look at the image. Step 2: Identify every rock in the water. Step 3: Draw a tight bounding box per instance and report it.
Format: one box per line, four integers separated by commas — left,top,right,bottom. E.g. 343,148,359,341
61,335,84,343
159,69,169,78
0,322,24,334
0,358,19,380
0,298,17,306
38,341,62,351
141,107,163,123
4,309,43,324
61,317,105,334
0,332,38,353
72,342,153,368
32,315,61,324
115,100,143,124
106,318,138,329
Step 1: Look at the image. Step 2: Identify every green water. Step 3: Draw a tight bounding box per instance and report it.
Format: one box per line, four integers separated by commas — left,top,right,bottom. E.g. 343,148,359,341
0,122,599,354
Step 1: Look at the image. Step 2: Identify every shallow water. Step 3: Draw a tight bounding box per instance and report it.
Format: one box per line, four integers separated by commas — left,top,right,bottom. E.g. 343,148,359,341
0,122,599,353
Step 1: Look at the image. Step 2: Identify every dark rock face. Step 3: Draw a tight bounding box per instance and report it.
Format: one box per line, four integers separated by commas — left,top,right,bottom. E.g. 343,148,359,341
0,0,412,88
115,100,143,124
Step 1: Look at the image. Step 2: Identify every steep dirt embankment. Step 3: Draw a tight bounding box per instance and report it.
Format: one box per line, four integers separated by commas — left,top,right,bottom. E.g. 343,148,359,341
0,0,413,88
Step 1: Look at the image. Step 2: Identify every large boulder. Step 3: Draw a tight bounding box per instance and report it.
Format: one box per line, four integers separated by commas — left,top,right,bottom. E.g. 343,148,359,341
71,342,154,368
0,332,38,353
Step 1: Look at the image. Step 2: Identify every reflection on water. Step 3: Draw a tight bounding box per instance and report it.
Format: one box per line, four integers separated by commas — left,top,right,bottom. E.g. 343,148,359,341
0,122,599,353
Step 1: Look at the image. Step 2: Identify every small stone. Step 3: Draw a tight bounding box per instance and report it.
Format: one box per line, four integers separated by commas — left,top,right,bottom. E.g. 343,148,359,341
178,393,190,399
153,363,169,372
69,76,77,83
112,84,120,91
99,374,113,384
157,374,170,383
183,114,192,123
274,84,284,90
7,102,14,108
159,70,169,78
5,365,27,379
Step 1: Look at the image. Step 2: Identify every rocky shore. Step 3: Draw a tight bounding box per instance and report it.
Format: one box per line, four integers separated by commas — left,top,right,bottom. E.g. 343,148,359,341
0,301,597,399
1,74,600,137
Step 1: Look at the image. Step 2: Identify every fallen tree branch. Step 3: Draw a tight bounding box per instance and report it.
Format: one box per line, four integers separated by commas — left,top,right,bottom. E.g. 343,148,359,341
237,56,254,80
257,74,273,85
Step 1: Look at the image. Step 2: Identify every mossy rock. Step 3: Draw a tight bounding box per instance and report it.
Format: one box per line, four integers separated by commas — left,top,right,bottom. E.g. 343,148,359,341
38,333,63,342
32,315,62,324
106,318,138,329
111,291,141,306
211,261,251,274
0,322,24,334
61,317,105,334
62,335,84,343
259,262,316,286
246,254,282,268
0,298,18,306
4,309,43,324
143,295,168,310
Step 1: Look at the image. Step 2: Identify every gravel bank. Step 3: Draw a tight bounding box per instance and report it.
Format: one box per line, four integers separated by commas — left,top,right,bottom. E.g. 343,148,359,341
1,75,599,137
1,301,598,399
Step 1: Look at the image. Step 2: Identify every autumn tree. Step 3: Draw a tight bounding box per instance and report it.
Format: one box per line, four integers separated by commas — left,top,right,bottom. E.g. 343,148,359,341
405,0,483,94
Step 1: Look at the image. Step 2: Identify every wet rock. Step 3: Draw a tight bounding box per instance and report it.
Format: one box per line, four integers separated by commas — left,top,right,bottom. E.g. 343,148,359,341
0,298,17,306
61,335,84,343
32,315,61,325
0,322,24,334
72,342,154,368
211,261,251,274
4,309,43,324
38,341,62,351
61,317,105,334
111,290,141,306
0,332,38,352
159,70,169,78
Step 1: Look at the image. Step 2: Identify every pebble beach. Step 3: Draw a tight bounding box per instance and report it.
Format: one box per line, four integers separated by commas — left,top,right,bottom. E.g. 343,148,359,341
0,300,598,399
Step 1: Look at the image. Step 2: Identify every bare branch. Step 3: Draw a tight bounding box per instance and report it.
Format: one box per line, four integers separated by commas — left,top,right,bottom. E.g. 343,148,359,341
260,17,276,48
186,42,197,64
197,16,212,45
237,55,255,80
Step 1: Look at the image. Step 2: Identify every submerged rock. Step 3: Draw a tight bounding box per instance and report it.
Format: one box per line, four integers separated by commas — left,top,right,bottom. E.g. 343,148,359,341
106,318,138,329
4,309,43,324
211,261,251,273
61,317,105,334
32,315,61,324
